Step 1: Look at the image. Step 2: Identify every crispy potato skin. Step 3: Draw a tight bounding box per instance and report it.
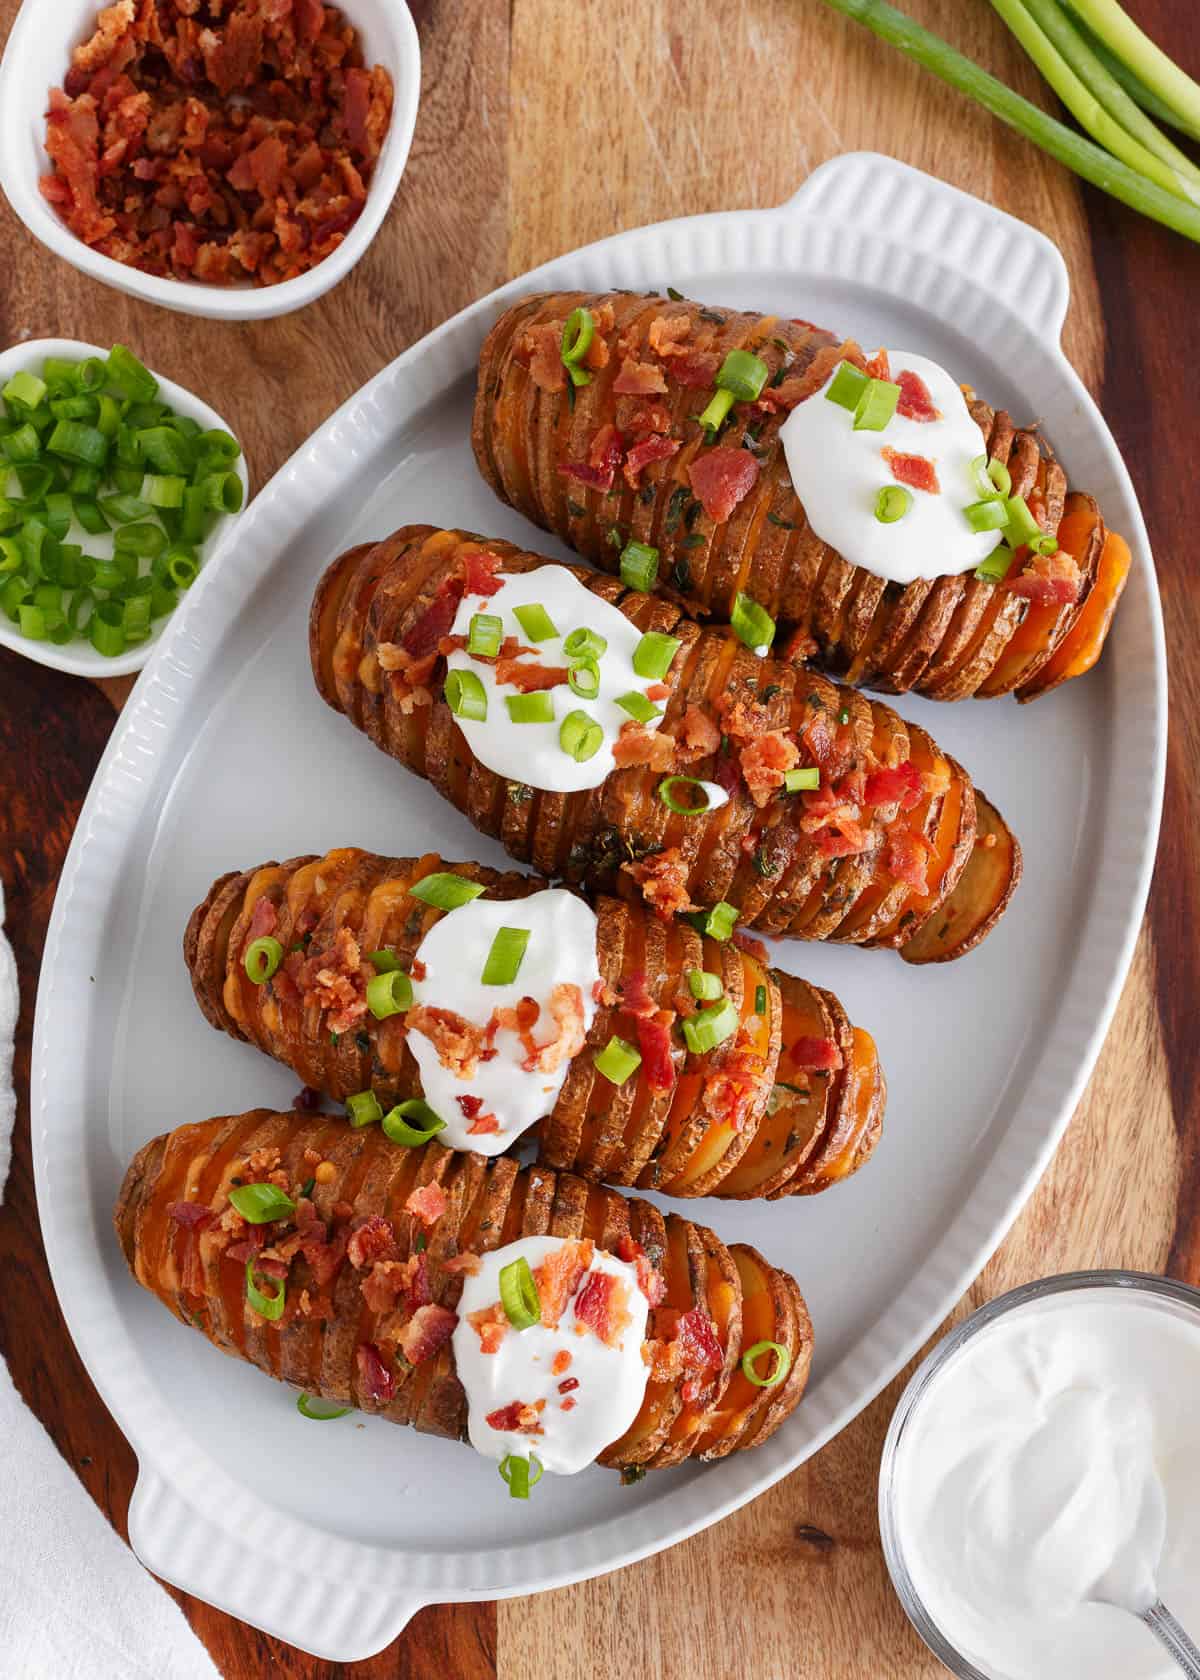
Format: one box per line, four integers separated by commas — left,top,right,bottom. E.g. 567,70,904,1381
115,1111,812,1470
470,291,1123,700
185,847,880,1198
307,527,1019,961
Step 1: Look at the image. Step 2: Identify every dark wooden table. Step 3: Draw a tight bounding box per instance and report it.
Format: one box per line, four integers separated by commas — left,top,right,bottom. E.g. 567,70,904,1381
1,1,1196,1674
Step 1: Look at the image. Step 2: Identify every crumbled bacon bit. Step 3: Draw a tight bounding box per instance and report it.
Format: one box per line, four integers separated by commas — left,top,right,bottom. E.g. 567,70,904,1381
42,1,394,288
558,1377,579,1395
492,642,569,692
614,358,668,396
347,1214,398,1271
443,1251,482,1276
635,1013,676,1093
294,925,371,1033
648,314,692,357
621,848,696,918
703,1042,765,1130
408,1005,490,1078
1006,549,1082,605
461,549,504,599
168,1200,212,1230
485,1400,545,1435
732,929,770,964
551,1349,573,1376
612,721,677,772
896,369,940,422
536,1239,594,1329
468,1303,509,1354
574,1270,632,1347
361,1252,429,1315
593,977,618,1006
790,1036,843,1072
356,1341,395,1404
616,1233,667,1306
561,1397,577,1412
863,760,924,813
739,730,800,809
620,970,657,1019
623,432,680,487
397,1302,458,1365
519,323,566,393
560,424,624,492
669,708,718,766
375,644,438,713
468,1113,500,1135
672,351,721,389
246,895,278,943
886,827,931,894
881,448,940,496
405,1182,448,1228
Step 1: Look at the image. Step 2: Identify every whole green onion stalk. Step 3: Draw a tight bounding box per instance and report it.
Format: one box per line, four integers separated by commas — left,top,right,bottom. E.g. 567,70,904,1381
815,0,1200,244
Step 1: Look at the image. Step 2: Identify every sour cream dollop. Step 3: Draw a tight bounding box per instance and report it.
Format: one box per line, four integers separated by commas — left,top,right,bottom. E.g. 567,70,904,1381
445,564,669,793
780,350,1002,587
893,1289,1200,1680
452,1234,651,1476
408,889,600,1156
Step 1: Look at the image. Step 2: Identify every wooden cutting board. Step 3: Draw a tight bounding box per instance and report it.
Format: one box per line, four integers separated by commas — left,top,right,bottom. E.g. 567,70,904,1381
0,0,1194,1674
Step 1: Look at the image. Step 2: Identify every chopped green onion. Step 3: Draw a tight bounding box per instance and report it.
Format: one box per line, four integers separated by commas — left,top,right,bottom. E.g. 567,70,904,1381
754,985,768,1014
2,423,42,463
561,307,595,373
366,968,413,1018
482,926,530,986
410,872,487,910
715,348,769,402
731,592,776,653
852,377,901,432
43,493,73,540
682,997,739,1054
244,935,283,983
4,371,47,410
513,602,559,642
199,470,243,513
567,657,600,700
742,1339,791,1388
165,549,198,589
687,968,722,1001
347,1089,383,1128
875,485,912,523
0,538,21,574
987,458,1013,497
381,1100,446,1146
467,611,503,657
686,901,739,942
499,1256,541,1329
619,540,659,593
1004,495,1043,546
47,420,108,467
368,949,403,973
445,667,488,721
96,394,121,439
245,1258,286,1322
499,1452,543,1499
17,603,47,640
967,454,994,498
563,626,607,660
141,473,186,508
964,497,1010,533
76,358,108,392
136,426,191,475
616,691,662,724
123,593,152,636
506,691,555,724
89,600,126,657
594,1035,642,1085
657,775,714,815
698,387,735,433
975,544,1015,584
114,521,166,559
51,394,98,423
784,766,821,792
1029,533,1058,558
106,344,158,402
229,1182,296,1223
633,631,681,680
74,499,109,535
825,361,871,410
198,428,241,464
560,709,604,761
297,1392,350,1420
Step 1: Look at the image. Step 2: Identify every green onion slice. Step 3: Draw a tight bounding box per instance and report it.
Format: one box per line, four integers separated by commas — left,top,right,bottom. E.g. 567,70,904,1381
658,775,714,815
499,1256,542,1329
381,1100,446,1147
107,344,159,402
852,378,901,432
687,968,722,1001
686,901,739,942
875,485,912,523
410,872,487,910
561,307,595,368
228,1182,296,1223
89,600,126,658
632,631,681,680
731,592,776,653
563,626,607,660
825,361,871,411
698,387,736,433
347,1089,384,1128
560,709,604,761
741,1339,792,1388
715,348,769,402
368,949,403,972
4,370,47,409
1029,533,1060,557
594,1034,642,1085
567,657,600,700
482,926,530,986
964,497,1010,533
499,1452,544,1499
245,1258,286,1322
784,766,821,792
367,968,413,1019
619,541,659,593
1005,495,1043,547
975,545,1015,584
446,667,488,721
506,690,555,724
682,997,740,1055
297,1392,350,1420
616,691,663,724
468,612,502,657
244,935,283,984
513,602,559,642
987,458,1013,497
754,985,767,1014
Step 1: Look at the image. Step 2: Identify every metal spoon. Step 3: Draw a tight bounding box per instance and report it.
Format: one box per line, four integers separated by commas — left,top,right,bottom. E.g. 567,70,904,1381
1134,1602,1200,1679
1089,1475,1200,1678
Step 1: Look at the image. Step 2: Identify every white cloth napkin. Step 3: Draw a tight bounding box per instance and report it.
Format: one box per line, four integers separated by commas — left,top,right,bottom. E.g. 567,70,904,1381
0,881,221,1680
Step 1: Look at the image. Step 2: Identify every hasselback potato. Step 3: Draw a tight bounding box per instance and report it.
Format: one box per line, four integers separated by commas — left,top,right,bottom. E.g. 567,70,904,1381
309,526,1021,961
115,1110,813,1470
186,848,883,1199
470,290,1131,701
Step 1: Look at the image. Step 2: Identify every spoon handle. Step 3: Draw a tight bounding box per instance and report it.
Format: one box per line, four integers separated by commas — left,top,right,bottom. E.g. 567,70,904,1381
1142,1601,1200,1679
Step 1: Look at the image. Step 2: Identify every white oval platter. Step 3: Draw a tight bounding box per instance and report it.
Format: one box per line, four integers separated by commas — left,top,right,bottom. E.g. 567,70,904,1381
31,152,1166,1662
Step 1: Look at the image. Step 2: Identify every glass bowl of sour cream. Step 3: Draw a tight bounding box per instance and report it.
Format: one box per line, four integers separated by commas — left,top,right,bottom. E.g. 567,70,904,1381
879,1271,1200,1680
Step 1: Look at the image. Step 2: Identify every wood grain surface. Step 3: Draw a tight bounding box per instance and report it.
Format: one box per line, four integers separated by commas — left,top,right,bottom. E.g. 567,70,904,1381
0,0,1194,1675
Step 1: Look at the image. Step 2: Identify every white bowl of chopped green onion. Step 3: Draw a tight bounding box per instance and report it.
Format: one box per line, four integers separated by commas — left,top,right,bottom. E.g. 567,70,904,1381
0,338,248,676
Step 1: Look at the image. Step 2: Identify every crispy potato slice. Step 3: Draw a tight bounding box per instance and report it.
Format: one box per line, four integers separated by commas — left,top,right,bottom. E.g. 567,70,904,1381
901,793,1022,963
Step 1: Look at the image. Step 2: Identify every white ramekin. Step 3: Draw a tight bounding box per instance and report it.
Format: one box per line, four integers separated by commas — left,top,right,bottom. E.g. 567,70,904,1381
0,337,249,677
0,0,420,321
